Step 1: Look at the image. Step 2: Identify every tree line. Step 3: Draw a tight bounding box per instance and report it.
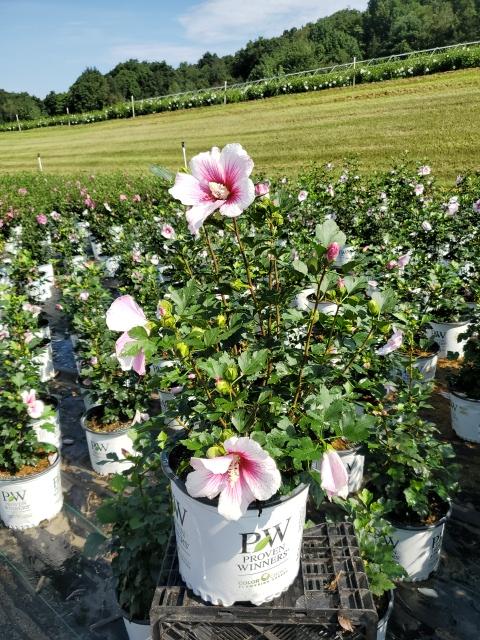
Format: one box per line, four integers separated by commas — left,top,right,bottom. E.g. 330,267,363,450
1,0,479,123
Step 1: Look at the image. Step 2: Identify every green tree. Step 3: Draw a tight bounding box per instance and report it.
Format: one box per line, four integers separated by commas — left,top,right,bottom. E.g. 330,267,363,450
67,68,111,113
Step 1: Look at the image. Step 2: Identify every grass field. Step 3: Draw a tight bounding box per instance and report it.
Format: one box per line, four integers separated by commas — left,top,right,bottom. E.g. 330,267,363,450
0,69,479,182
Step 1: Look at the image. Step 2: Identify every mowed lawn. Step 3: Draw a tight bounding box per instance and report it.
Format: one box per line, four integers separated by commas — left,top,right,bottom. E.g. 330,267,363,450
0,69,479,182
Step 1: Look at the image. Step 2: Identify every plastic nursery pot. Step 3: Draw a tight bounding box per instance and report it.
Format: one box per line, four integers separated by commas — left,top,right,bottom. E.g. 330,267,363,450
31,396,61,449
161,447,309,607
427,320,470,358
81,406,136,475
450,390,480,443
122,613,150,640
99,255,121,278
334,245,357,267
27,263,55,303
312,445,365,494
90,237,103,260
32,339,56,382
376,590,394,640
389,504,451,581
0,452,63,529
294,288,339,316
402,351,439,385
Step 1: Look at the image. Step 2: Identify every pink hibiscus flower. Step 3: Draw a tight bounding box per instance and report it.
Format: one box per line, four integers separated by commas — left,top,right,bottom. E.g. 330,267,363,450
21,389,45,419
161,223,175,240
185,436,281,521
320,450,349,500
168,143,255,235
106,295,148,375
36,214,48,225
376,328,403,356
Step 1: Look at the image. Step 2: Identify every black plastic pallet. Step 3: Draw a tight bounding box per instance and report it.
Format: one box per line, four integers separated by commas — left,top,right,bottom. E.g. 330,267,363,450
150,522,378,640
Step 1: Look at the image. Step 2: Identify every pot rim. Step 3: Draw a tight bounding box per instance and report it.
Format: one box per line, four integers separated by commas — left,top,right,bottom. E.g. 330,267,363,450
389,503,452,531
377,589,395,626
429,320,470,328
0,451,60,484
336,443,364,455
81,405,133,436
161,446,308,512
449,387,480,404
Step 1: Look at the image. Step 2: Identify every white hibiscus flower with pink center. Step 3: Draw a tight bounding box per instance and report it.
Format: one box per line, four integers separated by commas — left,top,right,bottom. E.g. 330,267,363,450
168,143,255,235
106,295,149,375
21,389,45,419
185,436,281,521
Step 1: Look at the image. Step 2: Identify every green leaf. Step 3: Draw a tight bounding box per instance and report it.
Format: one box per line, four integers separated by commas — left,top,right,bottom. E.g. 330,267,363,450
96,503,118,524
315,219,346,248
254,536,271,552
292,259,308,275
128,326,148,340
238,349,268,376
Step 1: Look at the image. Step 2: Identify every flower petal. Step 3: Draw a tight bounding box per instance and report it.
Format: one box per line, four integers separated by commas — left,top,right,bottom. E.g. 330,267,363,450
186,201,220,235
220,143,254,182
106,295,147,332
225,437,281,502
169,172,212,206
320,451,348,500
132,350,146,376
219,178,255,217
218,474,255,521
186,465,226,500
189,147,223,183
115,332,135,371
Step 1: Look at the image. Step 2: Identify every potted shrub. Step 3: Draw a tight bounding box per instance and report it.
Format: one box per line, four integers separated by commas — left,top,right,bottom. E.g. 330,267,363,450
449,315,480,443
368,409,457,581
85,430,171,640
0,371,63,529
105,144,398,606
342,490,406,640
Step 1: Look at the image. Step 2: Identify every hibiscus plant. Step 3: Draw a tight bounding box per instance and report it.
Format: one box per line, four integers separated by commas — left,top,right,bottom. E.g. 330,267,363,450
104,143,401,520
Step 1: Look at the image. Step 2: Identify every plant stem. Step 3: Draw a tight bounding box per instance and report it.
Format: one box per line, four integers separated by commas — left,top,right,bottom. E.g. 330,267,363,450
341,326,375,375
232,218,265,336
292,264,328,408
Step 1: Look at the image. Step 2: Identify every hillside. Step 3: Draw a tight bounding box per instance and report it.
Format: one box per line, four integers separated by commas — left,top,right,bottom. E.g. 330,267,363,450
1,69,478,182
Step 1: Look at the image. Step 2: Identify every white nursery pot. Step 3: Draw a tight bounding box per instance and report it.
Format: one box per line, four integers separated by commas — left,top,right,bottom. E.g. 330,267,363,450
90,238,103,260
81,408,135,475
377,590,394,640
428,321,469,358
0,453,63,529
100,255,121,277
389,507,450,581
450,391,480,443
334,245,357,267
31,399,61,449
28,264,55,302
312,446,364,494
33,341,56,382
294,288,338,315
163,451,308,607
122,616,150,640
403,353,438,384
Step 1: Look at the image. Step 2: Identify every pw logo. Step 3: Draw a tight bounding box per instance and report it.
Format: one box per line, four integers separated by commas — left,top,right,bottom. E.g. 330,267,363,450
173,497,187,525
240,518,291,554
2,490,26,502
92,442,108,452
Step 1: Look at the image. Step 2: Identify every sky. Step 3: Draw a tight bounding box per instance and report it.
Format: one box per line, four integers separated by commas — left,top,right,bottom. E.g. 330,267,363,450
0,0,368,98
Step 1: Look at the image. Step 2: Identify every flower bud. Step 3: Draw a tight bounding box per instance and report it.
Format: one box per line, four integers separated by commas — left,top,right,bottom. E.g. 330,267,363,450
216,314,227,327
206,445,225,459
367,300,381,315
326,242,340,262
215,379,232,395
224,365,238,382
176,342,189,358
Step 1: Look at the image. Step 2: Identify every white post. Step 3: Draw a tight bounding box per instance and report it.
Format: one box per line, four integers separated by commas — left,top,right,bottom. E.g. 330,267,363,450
131,95,135,118
224,80,227,105
66,106,71,126
353,57,356,88
15,114,21,132
37,153,43,172
182,141,187,170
